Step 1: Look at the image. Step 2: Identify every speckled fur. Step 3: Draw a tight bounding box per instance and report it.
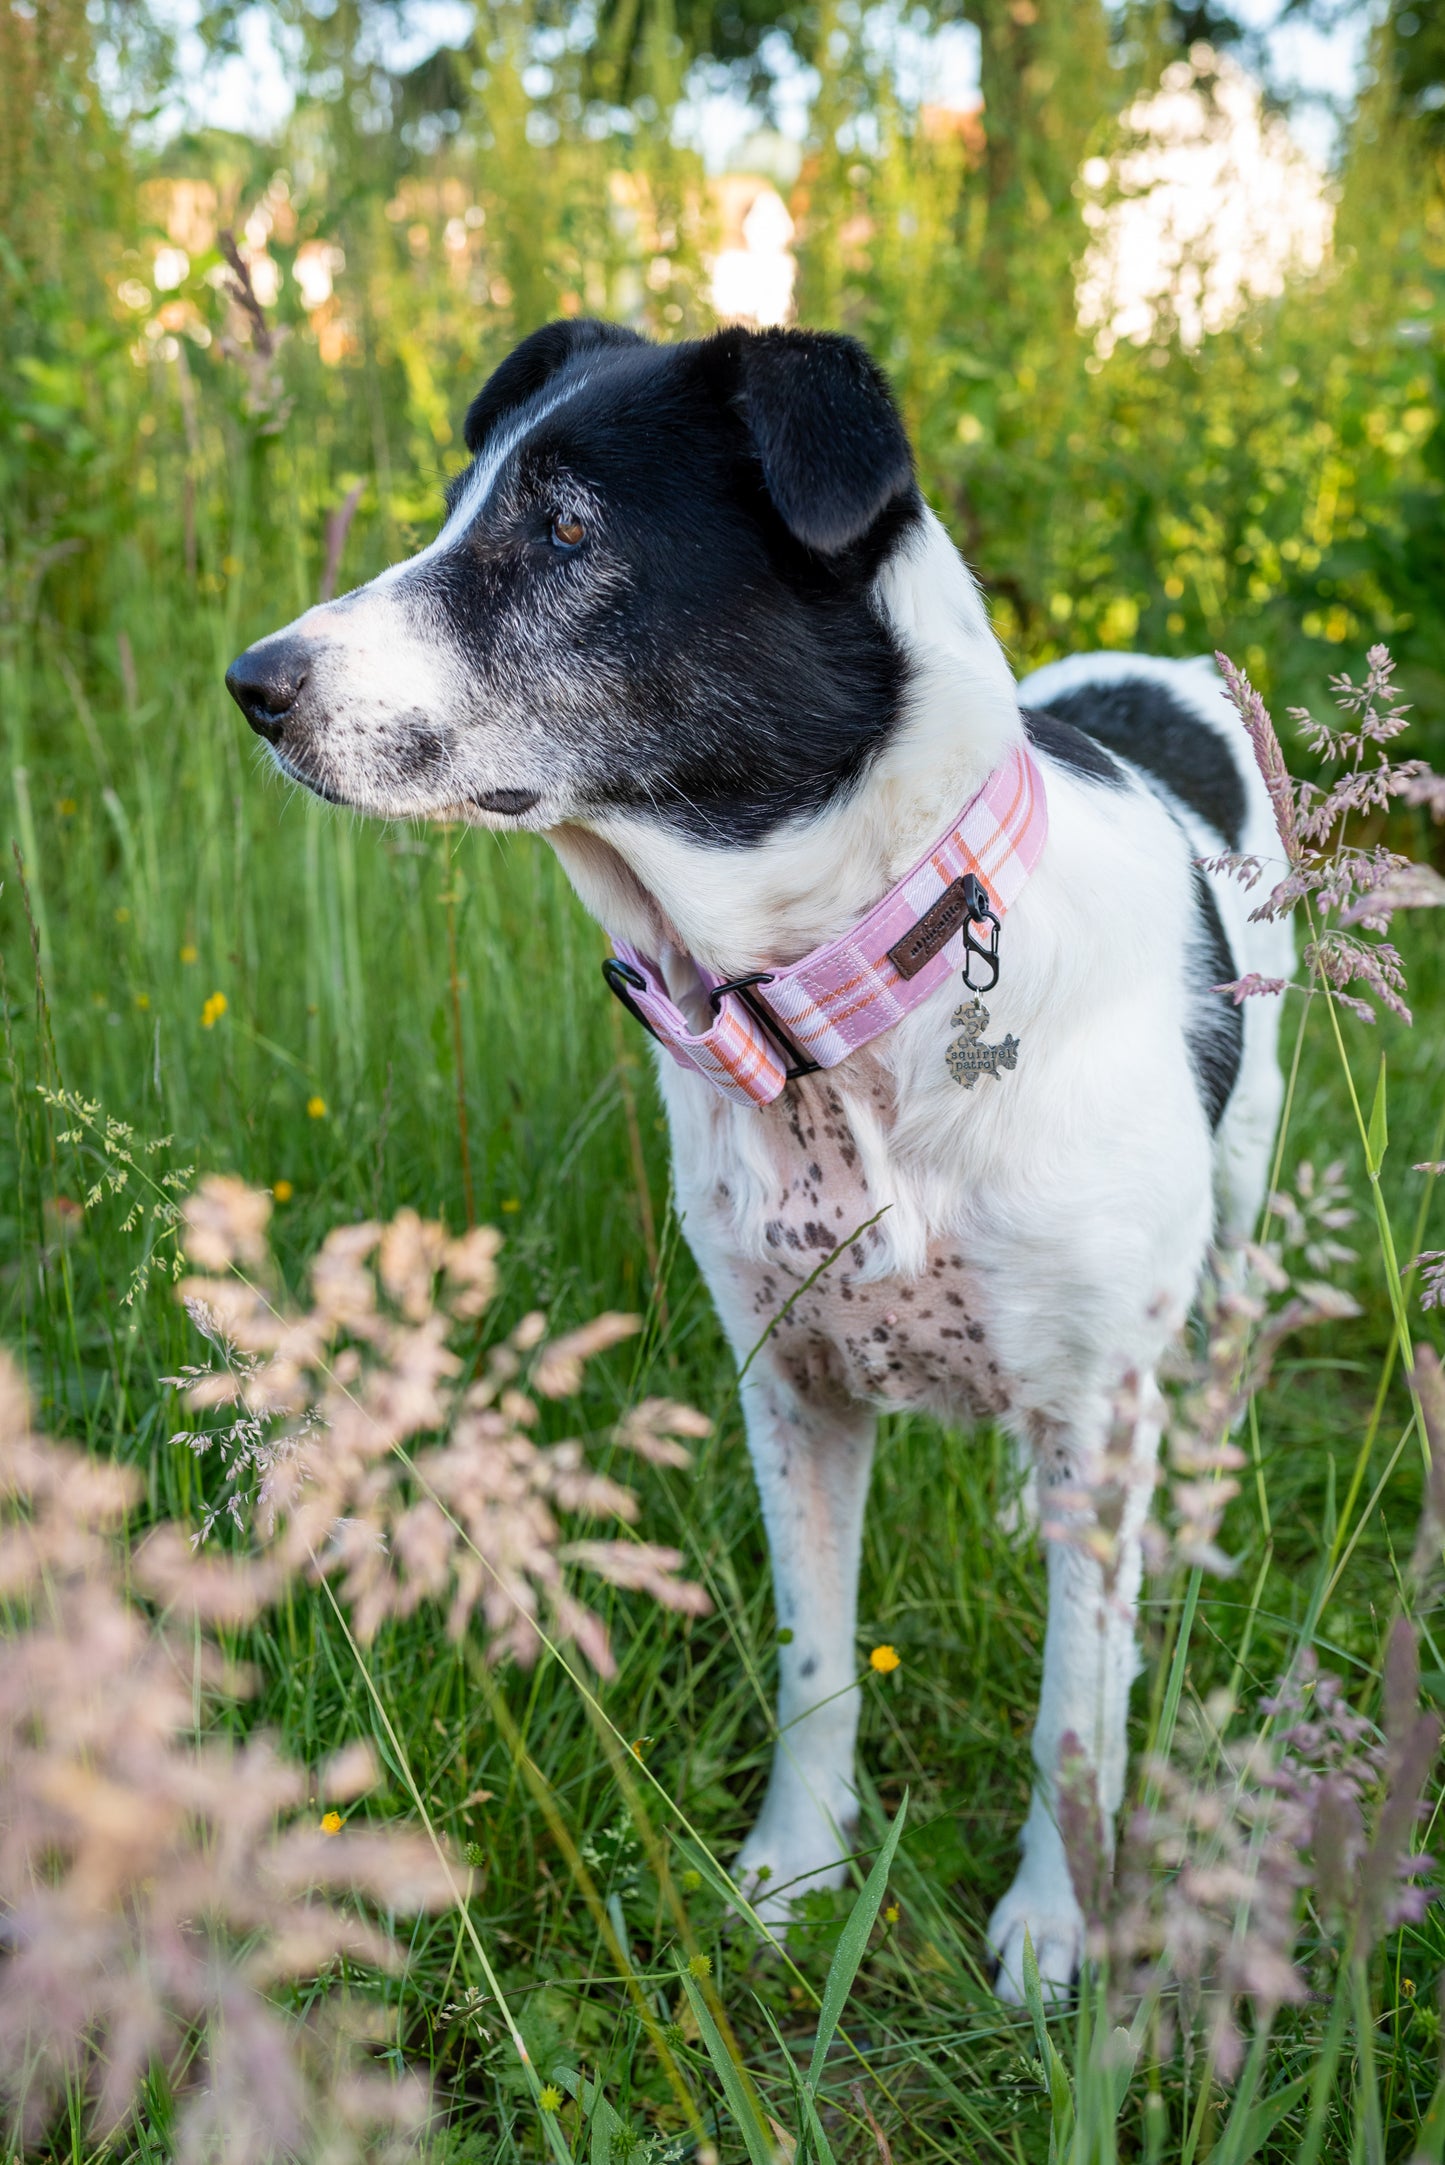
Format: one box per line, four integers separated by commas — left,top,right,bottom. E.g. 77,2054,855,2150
709,1069,1010,1424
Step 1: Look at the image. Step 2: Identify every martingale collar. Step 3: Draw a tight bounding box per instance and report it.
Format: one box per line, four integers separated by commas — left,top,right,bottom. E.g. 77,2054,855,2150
601,740,1048,1110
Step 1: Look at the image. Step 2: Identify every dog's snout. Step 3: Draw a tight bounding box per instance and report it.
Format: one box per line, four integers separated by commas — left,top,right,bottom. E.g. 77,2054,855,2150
225,637,311,743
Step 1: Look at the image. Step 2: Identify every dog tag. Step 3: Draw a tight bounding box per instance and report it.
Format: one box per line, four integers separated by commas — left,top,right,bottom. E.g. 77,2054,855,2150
946,997,1019,1089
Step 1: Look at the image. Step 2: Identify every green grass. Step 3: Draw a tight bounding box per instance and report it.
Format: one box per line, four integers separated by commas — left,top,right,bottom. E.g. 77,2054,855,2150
5,512,1445,2163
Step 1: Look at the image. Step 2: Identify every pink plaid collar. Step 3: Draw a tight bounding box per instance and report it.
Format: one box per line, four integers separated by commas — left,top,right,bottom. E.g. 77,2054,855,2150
603,740,1048,1110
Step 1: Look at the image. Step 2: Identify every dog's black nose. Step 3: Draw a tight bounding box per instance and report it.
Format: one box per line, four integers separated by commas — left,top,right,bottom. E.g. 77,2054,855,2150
225,637,310,744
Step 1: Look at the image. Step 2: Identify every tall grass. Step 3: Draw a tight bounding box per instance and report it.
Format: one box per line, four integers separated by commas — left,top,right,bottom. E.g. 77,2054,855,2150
4,7,1445,2148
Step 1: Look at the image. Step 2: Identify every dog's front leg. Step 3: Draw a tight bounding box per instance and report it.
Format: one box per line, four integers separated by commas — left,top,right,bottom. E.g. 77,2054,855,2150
733,1357,877,1925
988,1387,1161,2002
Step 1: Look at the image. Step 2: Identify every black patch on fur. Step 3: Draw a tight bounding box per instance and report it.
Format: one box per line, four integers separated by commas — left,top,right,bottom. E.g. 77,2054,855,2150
1187,863,1243,1130
419,326,924,845
722,328,914,554
1021,707,1129,789
462,318,646,457
1034,680,1247,848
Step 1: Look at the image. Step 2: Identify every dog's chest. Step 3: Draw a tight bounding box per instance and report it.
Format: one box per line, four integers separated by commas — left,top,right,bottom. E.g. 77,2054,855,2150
700,1076,1009,1422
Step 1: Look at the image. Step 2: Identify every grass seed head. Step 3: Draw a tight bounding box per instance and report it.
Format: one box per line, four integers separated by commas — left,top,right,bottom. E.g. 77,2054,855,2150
175,1180,709,1676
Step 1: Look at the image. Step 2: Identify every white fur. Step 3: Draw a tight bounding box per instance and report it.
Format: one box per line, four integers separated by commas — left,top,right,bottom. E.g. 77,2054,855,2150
562,520,1290,1996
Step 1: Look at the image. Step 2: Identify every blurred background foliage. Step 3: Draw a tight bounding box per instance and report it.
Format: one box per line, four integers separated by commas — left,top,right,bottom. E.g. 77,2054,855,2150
3,0,1444,749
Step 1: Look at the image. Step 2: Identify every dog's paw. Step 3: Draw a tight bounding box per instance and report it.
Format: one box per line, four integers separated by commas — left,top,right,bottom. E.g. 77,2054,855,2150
733,1815,852,1932
986,1875,1084,2006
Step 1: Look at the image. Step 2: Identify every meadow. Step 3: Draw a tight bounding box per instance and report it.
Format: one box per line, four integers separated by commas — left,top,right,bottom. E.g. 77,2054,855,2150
4,2,1445,2158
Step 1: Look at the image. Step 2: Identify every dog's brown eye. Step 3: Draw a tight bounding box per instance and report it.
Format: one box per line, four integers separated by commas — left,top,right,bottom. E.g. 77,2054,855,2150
551,512,585,549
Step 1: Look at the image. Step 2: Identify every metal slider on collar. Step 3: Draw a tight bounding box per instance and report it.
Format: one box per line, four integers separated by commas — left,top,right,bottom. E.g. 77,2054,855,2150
706,971,822,1080
601,956,662,1042
601,958,822,1081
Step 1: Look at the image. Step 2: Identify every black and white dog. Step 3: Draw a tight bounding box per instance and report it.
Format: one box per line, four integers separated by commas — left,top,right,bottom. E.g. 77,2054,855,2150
226,320,1291,1998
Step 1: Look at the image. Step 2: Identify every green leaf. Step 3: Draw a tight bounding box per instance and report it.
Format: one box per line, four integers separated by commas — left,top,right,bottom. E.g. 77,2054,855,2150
754,1999,837,2165
1412,2071,1445,2164
805,1792,909,2093
549,2065,626,2165
1021,1931,1075,2161
1366,1056,1389,1176
678,1969,778,2165
1212,2069,1312,2165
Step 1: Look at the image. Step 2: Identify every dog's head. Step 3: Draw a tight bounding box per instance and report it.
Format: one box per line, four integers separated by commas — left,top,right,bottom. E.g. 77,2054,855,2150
225,320,923,845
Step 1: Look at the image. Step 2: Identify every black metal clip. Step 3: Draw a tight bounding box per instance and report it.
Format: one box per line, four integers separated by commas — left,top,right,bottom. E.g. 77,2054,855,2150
708,971,822,1081
602,956,662,1043
959,873,1001,993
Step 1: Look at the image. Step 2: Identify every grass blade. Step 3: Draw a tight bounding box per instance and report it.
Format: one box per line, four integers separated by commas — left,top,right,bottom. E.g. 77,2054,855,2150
679,1969,779,2165
1209,2035,1305,2165
1022,1930,1075,2162
754,1999,839,2165
805,1791,909,2094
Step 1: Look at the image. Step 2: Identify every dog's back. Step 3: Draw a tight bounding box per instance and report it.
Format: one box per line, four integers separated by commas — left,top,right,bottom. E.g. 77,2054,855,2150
1019,650,1293,1240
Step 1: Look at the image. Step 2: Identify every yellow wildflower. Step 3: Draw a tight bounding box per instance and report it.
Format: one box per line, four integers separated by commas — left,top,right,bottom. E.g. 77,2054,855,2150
273,1180,294,1203
869,1644,900,1674
884,1902,900,1924
201,992,227,1028
134,993,150,1010
501,1197,521,1213
320,1811,343,1835
538,2085,563,2113
57,797,77,816
687,1953,711,1979
306,1095,327,1119
180,943,197,964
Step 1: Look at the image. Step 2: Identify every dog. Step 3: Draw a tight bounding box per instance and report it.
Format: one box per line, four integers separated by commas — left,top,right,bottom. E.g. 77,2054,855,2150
225,319,1291,1999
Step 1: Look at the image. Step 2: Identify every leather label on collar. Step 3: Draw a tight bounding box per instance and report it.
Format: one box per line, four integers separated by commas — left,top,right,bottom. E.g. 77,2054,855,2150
887,875,972,980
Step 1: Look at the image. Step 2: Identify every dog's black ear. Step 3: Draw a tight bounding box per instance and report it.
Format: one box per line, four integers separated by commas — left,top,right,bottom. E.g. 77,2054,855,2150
726,328,914,555
463,319,647,455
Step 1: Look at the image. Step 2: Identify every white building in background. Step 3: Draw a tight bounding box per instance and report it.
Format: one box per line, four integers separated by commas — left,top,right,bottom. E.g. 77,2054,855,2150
1077,47,1334,356
709,177,797,328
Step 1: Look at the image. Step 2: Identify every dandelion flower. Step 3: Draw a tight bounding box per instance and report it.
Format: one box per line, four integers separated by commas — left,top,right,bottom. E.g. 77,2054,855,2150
180,943,198,964
870,1644,900,1674
273,1180,294,1203
201,992,228,1028
538,2086,563,2113
320,1810,343,1835
307,1095,327,1119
